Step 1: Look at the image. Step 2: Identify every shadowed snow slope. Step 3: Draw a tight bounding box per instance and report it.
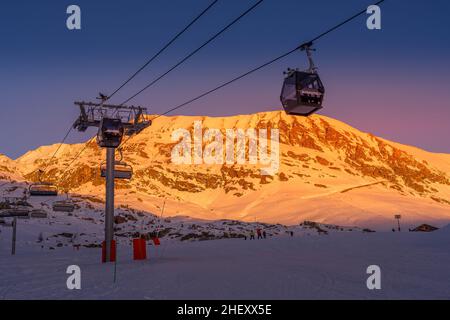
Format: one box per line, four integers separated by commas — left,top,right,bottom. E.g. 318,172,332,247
0,231,449,299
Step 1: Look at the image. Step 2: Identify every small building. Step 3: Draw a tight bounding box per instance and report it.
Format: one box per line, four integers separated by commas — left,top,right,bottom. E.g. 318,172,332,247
411,224,439,232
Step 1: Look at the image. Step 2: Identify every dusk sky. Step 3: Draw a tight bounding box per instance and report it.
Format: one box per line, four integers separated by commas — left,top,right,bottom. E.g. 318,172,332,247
1,0,449,159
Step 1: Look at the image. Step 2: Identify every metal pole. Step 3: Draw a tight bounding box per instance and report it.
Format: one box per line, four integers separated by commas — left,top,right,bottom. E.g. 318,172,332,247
105,147,115,262
397,219,401,232
12,217,17,255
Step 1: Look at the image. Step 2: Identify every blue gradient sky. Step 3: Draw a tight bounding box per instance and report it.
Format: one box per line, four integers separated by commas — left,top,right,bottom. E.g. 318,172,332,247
1,0,449,159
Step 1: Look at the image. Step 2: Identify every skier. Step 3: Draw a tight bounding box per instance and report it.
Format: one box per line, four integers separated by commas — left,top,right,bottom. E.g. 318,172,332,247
257,228,262,239
263,231,267,239
250,231,255,240
72,233,80,251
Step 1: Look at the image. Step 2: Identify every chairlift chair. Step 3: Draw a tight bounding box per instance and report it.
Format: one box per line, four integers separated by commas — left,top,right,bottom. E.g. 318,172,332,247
99,148,133,180
16,208,31,219
29,182,58,196
2,197,25,206
52,200,75,213
0,197,31,218
281,42,325,116
127,110,152,135
30,209,48,218
100,161,133,180
0,208,30,218
0,197,30,219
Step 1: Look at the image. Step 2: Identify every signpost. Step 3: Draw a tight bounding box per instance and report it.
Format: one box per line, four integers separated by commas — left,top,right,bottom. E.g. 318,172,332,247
0,210,30,255
12,217,17,255
394,214,402,232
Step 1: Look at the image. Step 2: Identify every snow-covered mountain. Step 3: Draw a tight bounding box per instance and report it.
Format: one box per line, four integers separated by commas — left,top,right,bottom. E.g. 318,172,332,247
0,179,371,250
0,153,22,182
3,111,450,228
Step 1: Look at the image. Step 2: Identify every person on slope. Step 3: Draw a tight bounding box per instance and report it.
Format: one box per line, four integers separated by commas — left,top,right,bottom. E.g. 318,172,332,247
257,228,262,239
250,230,255,240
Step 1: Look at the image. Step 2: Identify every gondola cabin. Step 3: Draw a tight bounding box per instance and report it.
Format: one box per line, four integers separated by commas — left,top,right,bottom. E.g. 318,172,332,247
96,117,124,148
280,70,324,116
29,182,58,196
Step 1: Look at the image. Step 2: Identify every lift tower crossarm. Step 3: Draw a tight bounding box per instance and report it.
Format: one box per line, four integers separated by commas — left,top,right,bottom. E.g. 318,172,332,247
74,101,148,111
73,101,151,135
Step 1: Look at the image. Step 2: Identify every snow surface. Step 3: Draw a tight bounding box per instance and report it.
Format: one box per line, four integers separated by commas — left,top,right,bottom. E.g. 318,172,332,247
1,226,449,300
1,185,449,300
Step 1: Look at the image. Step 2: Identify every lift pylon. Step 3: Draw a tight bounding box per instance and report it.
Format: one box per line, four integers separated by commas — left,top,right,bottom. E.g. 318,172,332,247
73,96,152,262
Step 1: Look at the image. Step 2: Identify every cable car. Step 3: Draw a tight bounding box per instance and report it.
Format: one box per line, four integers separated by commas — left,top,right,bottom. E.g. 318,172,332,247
96,117,124,148
280,42,325,116
52,200,75,213
29,182,58,196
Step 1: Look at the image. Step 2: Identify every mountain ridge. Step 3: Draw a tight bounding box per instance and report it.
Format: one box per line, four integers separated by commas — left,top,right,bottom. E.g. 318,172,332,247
2,111,450,228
